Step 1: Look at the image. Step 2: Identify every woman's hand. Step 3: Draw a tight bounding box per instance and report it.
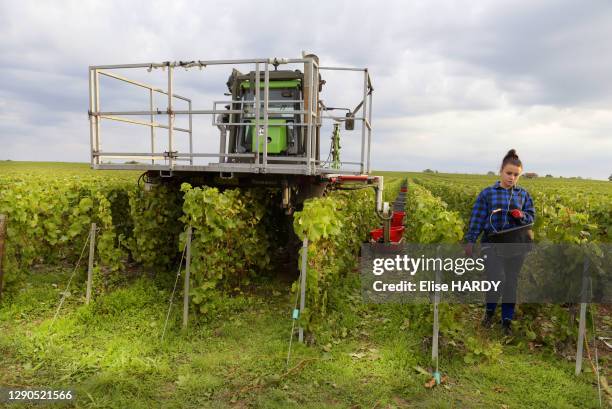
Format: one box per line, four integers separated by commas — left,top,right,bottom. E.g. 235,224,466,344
510,209,523,219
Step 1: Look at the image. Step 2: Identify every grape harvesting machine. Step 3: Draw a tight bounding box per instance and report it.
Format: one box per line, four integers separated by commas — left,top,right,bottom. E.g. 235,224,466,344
87,53,385,214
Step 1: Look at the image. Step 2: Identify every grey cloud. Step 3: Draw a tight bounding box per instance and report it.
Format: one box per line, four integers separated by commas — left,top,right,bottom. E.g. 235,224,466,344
0,0,610,179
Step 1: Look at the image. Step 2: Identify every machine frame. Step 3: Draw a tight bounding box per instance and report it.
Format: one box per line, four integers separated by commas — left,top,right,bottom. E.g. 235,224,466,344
88,56,374,178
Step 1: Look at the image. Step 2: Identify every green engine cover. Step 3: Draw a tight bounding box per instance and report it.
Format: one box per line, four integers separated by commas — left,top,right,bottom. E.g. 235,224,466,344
249,119,287,154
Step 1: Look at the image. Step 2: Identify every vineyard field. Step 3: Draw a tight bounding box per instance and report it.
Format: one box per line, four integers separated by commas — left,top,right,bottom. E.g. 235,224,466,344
0,162,608,408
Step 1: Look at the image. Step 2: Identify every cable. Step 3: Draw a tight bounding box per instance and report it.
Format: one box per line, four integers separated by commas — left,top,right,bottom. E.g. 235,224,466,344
319,131,334,167
137,172,146,189
503,188,514,230
51,230,91,327
489,209,502,234
489,184,515,233
161,228,189,342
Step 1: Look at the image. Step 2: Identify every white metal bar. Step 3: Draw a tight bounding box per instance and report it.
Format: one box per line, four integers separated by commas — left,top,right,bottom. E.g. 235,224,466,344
98,70,190,101
98,115,189,133
91,58,311,71
367,91,373,174
360,70,368,174
241,156,309,162
100,155,189,162
91,63,172,70
310,60,317,174
218,132,227,163
320,114,367,122
255,62,260,165
222,120,310,126
214,99,305,105
157,124,190,133
263,61,269,169
313,61,320,173
319,67,367,71
97,110,243,116
96,153,272,161
336,161,362,165
167,64,174,167
88,68,95,167
98,155,168,160
94,152,167,157
94,70,101,165
175,153,263,158
150,89,155,165
98,115,155,127
305,60,312,174
262,110,309,115
188,100,193,165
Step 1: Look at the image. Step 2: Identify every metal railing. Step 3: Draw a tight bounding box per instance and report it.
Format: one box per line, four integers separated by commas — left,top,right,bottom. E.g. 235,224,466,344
88,57,373,175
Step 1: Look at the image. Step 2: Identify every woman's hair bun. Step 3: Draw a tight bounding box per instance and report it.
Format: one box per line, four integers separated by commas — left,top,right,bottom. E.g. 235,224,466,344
501,148,522,170
504,149,519,160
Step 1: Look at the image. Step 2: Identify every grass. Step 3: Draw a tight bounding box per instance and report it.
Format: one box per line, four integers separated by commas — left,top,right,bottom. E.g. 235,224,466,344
0,265,604,409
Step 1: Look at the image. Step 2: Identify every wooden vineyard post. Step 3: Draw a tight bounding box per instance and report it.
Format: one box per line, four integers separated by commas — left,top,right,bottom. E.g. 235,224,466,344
298,237,308,343
183,226,193,330
0,215,6,301
86,223,96,304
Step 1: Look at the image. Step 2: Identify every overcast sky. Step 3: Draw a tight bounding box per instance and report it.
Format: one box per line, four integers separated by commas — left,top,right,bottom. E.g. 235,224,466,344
1,0,611,179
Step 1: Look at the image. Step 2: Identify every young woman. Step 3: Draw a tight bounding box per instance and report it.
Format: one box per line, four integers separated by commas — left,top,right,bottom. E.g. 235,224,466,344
464,149,535,335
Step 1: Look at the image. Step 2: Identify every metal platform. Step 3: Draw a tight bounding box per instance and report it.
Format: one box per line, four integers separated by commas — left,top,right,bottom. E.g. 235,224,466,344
88,55,374,178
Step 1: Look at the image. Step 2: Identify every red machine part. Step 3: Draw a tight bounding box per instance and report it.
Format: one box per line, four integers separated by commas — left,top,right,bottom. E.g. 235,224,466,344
391,211,405,227
370,226,405,242
370,211,405,243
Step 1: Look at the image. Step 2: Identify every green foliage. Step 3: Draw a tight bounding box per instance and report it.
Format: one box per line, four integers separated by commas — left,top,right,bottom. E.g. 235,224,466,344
127,184,184,271
180,183,272,317
292,185,380,334
0,175,134,286
513,304,579,351
0,164,605,407
94,191,127,274
411,173,610,243
396,303,503,363
400,182,503,362
0,169,187,294
382,176,403,203
404,181,465,243
293,196,342,242
396,173,611,357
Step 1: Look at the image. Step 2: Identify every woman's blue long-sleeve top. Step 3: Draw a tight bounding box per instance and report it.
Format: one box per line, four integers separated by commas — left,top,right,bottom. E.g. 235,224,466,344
464,181,535,243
